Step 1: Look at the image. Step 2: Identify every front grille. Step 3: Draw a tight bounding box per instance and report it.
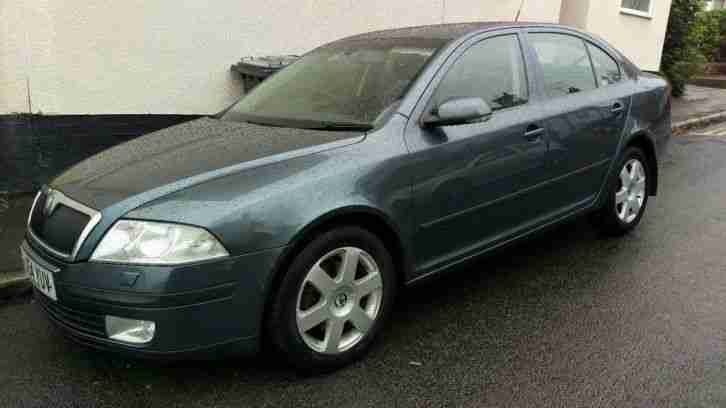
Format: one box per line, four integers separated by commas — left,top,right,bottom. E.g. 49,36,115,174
28,189,98,259
36,291,106,338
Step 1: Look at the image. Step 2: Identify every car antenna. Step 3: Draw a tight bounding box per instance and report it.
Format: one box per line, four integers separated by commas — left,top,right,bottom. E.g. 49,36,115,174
515,0,525,22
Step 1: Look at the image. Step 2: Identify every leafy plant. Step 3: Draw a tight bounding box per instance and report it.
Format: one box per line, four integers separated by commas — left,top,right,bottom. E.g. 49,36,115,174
662,0,707,97
692,10,722,61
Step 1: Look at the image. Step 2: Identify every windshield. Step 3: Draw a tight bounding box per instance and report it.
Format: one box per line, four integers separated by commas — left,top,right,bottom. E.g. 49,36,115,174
222,39,445,130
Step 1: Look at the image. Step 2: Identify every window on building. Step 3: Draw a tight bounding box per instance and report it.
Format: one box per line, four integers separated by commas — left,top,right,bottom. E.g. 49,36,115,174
432,35,528,112
587,44,622,86
621,0,652,15
528,33,597,98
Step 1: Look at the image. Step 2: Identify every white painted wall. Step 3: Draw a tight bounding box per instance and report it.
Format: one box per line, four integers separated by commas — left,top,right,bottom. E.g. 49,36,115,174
558,0,590,30
445,0,563,23
560,0,673,71
0,1,57,114
0,0,569,115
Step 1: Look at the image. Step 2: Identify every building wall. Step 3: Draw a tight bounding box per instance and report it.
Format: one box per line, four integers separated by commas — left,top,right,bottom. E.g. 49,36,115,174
444,0,563,23
1,0,562,116
558,0,591,30
560,0,673,71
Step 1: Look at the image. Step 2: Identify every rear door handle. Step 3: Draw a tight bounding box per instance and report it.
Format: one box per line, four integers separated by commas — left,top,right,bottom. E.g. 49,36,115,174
611,102,625,115
524,125,545,142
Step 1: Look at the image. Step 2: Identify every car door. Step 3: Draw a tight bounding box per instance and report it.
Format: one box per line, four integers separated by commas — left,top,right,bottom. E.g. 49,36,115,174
404,31,550,273
525,31,631,212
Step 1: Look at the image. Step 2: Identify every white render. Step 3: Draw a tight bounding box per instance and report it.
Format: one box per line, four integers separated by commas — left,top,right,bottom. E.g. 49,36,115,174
1,0,670,116
560,0,673,72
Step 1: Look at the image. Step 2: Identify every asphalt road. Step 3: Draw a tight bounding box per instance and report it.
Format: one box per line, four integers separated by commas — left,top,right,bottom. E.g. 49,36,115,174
2,127,726,407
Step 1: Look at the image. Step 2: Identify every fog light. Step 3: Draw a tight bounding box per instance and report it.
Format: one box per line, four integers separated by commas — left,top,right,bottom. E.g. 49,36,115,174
105,316,156,344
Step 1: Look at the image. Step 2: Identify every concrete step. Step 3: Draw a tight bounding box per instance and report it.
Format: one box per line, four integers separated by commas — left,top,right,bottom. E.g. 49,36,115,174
0,194,34,299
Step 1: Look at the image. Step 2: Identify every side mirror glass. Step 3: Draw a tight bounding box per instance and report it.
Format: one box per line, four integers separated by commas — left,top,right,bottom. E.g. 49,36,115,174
422,97,492,127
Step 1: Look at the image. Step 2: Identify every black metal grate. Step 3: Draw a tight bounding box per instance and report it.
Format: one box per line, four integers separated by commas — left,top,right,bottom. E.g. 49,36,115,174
29,191,90,255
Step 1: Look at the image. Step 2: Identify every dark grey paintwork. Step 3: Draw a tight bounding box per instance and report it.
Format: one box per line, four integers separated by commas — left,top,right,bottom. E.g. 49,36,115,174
27,22,671,357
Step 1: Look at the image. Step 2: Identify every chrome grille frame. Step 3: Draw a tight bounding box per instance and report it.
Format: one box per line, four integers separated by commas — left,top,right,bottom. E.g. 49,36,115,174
27,188,102,261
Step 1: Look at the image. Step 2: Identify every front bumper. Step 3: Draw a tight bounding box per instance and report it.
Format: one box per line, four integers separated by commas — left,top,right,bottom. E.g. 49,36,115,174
23,238,285,359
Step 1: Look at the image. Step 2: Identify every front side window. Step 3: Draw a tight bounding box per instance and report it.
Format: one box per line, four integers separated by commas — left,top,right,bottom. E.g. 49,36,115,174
587,43,622,86
432,35,528,112
621,0,652,13
528,33,597,98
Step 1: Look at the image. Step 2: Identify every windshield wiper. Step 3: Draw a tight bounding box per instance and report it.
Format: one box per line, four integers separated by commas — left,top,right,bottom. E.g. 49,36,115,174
240,117,372,131
303,122,373,131
244,119,289,128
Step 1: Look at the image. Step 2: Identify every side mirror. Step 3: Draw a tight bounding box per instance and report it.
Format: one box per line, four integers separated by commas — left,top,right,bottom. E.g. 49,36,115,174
422,97,492,127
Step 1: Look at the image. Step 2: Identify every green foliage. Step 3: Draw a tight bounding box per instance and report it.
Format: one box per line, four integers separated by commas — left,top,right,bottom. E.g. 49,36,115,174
662,0,707,97
692,10,723,61
665,47,708,97
690,7,726,63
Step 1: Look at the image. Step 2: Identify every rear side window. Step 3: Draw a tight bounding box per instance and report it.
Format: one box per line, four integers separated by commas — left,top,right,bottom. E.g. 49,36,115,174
587,43,622,87
528,33,597,98
432,35,528,112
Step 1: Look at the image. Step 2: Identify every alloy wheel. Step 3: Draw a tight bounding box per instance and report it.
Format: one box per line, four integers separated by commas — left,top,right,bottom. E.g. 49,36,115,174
615,158,647,223
295,247,383,354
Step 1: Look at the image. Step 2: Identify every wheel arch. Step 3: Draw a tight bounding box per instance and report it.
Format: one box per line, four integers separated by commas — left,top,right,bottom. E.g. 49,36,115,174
622,131,658,196
259,205,411,340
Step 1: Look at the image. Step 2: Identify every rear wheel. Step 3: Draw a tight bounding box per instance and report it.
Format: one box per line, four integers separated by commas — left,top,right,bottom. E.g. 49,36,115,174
592,147,650,236
267,226,396,373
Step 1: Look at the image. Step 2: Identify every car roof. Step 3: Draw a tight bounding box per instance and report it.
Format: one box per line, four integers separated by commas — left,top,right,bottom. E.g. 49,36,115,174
320,21,639,75
330,21,560,44
318,22,567,52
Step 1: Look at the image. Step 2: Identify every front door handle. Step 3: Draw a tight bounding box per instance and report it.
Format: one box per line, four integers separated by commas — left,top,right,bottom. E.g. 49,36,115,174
611,102,625,115
523,125,545,142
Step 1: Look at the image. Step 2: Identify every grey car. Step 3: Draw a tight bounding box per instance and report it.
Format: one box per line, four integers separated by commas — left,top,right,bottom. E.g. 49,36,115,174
22,22,670,372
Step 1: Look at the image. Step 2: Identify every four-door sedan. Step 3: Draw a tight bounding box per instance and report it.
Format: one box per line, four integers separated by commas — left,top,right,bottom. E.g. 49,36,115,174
22,22,671,372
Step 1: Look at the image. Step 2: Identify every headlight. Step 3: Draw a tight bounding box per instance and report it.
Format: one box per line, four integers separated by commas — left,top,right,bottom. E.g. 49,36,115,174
91,220,229,264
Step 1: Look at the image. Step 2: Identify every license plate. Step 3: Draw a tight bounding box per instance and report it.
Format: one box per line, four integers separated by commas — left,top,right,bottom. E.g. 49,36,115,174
21,248,57,301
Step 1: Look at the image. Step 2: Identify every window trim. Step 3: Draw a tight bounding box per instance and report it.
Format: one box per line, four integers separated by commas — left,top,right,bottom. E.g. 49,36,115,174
583,40,599,88
620,0,654,19
421,32,532,123
585,41,623,88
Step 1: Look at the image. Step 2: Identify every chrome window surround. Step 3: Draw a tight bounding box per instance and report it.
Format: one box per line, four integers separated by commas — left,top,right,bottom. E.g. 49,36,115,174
27,188,102,262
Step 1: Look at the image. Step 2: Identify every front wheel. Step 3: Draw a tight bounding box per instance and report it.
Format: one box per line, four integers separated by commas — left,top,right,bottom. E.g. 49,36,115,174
267,226,396,373
592,147,650,236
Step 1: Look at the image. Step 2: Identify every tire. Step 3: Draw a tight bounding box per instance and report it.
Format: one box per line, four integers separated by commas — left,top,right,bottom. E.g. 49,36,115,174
267,226,397,373
592,147,650,236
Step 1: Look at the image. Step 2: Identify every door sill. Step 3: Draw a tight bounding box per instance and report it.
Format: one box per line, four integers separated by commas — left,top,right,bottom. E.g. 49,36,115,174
407,196,595,286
